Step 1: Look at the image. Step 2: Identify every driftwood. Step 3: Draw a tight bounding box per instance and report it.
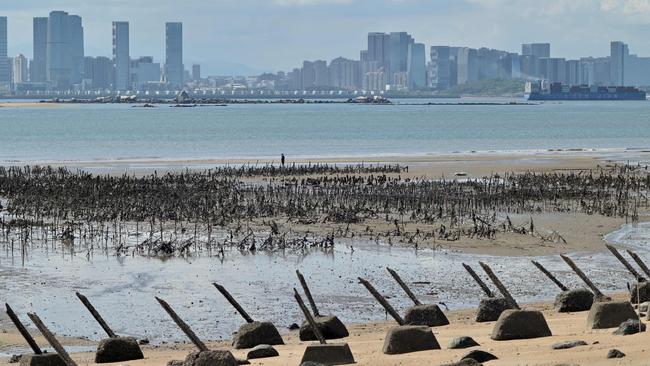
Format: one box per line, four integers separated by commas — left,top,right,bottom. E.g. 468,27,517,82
560,254,606,299
213,283,254,323
155,297,209,352
479,262,520,309
5,303,42,354
75,292,117,338
294,288,326,344
27,312,77,366
386,267,421,306
462,263,494,298
627,250,650,279
531,260,568,291
605,245,644,281
296,270,320,317
358,277,405,325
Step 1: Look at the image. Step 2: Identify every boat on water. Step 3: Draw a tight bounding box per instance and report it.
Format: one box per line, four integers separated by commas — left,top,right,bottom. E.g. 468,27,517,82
525,80,646,101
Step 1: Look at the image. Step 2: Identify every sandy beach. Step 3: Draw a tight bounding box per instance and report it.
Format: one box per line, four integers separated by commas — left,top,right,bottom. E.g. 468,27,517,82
2,294,648,366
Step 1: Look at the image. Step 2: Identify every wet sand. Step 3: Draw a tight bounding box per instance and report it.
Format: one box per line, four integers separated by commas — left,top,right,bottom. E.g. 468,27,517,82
11,149,650,179
2,294,648,366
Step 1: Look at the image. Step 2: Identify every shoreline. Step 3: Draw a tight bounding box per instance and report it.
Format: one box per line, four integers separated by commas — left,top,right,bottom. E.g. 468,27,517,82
2,148,649,176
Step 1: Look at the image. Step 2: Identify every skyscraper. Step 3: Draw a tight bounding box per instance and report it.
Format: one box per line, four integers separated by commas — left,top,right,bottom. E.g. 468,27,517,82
192,64,201,81
13,54,28,83
47,11,83,89
313,60,328,87
521,43,550,58
388,32,413,84
610,41,628,86
367,32,389,64
0,17,9,85
429,46,451,89
68,15,84,84
407,43,426,90
83,56,112,89
165,22,183,88
32,17,48,82
112,21,130,90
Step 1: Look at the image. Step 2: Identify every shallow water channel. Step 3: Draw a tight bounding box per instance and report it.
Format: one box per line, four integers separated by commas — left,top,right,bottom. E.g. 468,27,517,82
1,223,648,354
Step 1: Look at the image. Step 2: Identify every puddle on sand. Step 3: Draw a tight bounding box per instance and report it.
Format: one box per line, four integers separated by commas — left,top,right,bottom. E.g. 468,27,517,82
1,229,648,347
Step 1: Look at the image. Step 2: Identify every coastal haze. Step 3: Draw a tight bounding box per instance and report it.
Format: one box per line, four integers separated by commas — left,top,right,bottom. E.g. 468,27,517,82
2,2,650,366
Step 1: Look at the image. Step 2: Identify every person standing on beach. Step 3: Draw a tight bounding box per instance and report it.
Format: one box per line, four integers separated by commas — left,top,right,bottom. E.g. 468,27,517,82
281,153,285,167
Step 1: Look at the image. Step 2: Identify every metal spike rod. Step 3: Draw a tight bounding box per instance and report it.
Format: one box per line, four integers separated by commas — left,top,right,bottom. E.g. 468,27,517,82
386,267,422,306
296,270,321,317
155,297,209,352
5,303,42,354
212,283,255,323
75,292,117,338
27,313,77,366
531,260,569,292
479,262,520,309
294,288,326,345
462,263,494,298
358,277,405,325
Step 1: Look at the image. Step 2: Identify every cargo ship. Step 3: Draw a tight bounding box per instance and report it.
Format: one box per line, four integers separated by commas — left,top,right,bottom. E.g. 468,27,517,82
525,80,646,101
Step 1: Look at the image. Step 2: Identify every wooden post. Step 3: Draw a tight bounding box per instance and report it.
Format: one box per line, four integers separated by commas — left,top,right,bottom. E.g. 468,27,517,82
155,297,209,352
627,250,650,279
531,260,569,291
212,283,254,323
27,313,77,366
478,262,520,309
75,292,117,338
462,263,494,298
296,270,321,317
293,288,326,345
358,277,404,325
386,267,422,306
560,254,606,299
605,245,644,281
5,303,42,354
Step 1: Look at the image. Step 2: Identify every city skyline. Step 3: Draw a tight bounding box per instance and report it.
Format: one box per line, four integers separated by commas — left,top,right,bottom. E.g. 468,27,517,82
3,0,650,75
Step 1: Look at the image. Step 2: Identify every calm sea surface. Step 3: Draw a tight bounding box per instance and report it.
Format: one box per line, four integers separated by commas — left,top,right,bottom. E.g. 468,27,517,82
1,98,649,163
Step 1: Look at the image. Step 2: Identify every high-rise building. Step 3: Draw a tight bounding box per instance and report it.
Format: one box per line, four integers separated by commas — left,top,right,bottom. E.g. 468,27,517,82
32,17,48,82
522,43,550,58
301,60,315,89
165,22,183,88
407,43,426,90
130,56,161,89
68,15,84,84
329,57,360,90
565,60,580,85
83,56,112,89
313,60,328,87
367,32,389,64
388,32,413,84
455,47,478,84
192,64,201,81
47,11,83,89
580,57,611,86
13,54,28,83
0,17,8,85
610,41,628,86
288,68,302,90
429,46,451,89
112,21,129,90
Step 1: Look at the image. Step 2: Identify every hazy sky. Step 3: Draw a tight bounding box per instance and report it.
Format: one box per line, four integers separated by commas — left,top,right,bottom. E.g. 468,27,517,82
4,0,650,75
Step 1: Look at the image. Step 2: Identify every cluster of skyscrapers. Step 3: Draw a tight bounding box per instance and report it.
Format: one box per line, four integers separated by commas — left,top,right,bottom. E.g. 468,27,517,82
272,36,650,92
0,13,195,93
1,15,650,94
